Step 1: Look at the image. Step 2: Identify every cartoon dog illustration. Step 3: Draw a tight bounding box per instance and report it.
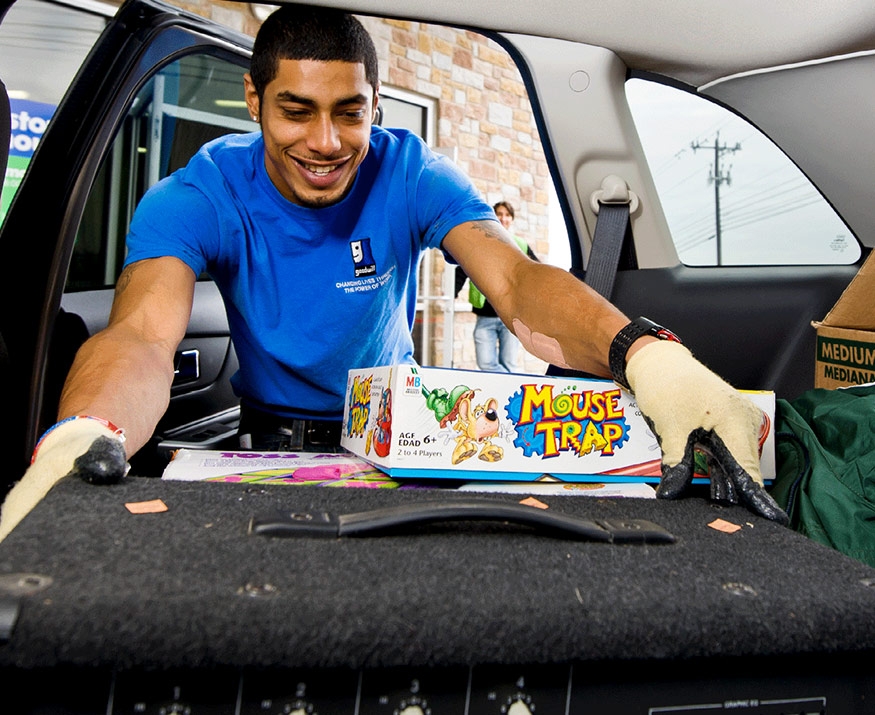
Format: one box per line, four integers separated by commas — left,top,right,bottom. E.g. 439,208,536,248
452,393,504,464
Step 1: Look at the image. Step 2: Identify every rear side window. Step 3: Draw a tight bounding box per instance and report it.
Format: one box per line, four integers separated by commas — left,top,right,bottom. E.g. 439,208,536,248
626,78,859,267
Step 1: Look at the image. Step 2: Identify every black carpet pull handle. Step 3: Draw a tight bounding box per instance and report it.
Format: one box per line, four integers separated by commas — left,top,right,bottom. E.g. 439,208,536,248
248,500,676,544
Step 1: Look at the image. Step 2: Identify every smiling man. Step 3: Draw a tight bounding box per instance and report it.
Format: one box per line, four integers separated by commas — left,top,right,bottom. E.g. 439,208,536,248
0,4,788,541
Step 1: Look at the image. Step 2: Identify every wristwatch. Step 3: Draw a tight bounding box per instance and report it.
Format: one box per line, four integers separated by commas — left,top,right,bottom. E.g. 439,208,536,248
609,317,682,391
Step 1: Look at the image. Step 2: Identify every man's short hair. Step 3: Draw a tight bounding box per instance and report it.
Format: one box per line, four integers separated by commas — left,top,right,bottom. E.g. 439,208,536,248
250,4,379,101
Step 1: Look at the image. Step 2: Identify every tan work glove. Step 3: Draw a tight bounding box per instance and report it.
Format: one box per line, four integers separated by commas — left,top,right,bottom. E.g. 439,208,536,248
626,340,788,524
0,417,128,542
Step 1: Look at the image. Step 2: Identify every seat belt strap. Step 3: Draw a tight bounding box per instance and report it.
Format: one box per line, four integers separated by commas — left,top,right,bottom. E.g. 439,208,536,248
585,175,639,300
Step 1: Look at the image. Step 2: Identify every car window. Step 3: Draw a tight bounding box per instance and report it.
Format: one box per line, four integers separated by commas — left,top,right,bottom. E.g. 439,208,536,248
69,52,254,291
625,77,860,267
0,0,113,224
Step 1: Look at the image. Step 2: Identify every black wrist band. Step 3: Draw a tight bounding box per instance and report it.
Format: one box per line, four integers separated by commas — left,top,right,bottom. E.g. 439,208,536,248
609,317,682,391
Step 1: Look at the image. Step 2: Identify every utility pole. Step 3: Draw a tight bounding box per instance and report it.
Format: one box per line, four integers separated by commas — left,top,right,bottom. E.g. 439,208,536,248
691,132,741,265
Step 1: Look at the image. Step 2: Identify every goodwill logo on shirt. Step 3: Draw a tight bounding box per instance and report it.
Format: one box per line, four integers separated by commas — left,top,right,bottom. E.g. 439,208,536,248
350,238,376,277
337,238,394,294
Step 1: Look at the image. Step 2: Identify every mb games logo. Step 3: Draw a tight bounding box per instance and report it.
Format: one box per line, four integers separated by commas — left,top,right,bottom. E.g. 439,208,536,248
405,367,421,393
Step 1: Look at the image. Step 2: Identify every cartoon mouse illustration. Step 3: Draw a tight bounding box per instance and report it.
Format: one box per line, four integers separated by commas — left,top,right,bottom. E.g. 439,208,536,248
452,392,504,464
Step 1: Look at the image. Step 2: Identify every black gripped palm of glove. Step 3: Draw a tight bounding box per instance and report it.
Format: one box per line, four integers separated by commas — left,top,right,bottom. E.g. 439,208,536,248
0,417,128,541
625,340,789,525
69,434,128,485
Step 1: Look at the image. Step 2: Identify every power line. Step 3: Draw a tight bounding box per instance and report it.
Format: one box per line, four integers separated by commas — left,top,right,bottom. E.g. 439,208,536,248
675,190,823,253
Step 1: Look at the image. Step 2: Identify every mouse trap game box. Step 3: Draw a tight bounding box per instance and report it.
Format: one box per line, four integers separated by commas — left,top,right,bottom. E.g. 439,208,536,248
341,365,776,483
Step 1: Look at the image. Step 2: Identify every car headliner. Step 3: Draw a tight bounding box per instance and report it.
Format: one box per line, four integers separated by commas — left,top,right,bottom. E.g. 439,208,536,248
270,0,875,88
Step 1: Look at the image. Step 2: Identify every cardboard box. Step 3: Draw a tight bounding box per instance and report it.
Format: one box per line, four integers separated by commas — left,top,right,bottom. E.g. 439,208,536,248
813,251,875,389
341,365,775,484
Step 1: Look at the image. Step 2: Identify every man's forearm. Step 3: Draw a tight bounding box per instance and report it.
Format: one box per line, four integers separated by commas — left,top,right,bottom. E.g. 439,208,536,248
444,221,630,374
500,260,629,376
57,329,176,457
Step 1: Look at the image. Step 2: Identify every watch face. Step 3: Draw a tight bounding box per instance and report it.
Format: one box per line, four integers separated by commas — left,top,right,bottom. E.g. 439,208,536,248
634,317,681,344
654,326,682,343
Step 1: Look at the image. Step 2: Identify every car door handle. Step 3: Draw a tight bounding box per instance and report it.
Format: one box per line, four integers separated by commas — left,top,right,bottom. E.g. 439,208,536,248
173,349,200,384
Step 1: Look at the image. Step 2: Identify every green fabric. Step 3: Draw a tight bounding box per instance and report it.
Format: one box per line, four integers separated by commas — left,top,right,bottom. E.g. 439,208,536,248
468,281,487,309
467,234,529,309
771,384,875,567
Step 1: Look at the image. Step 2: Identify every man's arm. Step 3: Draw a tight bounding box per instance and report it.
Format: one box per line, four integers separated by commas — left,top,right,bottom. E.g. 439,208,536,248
0,257,195,541
443,219,788,523
443,220,636,376
59,256,196,456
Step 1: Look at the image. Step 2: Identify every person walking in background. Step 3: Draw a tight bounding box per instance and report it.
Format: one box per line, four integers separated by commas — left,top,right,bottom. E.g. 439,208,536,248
456,200,538,372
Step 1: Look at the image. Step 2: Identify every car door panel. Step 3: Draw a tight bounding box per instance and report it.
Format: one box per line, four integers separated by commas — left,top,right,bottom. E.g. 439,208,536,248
0,0,252,481
608,264,859,401
61,281,239,443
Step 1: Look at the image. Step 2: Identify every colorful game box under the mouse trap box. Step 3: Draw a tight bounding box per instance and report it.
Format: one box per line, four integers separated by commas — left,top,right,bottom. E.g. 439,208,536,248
341,365,775,483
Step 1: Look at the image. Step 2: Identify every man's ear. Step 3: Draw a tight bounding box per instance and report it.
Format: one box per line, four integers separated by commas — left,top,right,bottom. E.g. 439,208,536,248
243,73,260,122
372,88,381,123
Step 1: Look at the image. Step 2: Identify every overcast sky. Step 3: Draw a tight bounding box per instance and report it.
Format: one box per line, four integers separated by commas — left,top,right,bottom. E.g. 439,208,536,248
625,79,857,267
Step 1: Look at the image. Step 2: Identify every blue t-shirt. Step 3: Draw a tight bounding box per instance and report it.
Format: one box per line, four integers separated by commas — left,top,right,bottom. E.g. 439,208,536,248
124,126,496,419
